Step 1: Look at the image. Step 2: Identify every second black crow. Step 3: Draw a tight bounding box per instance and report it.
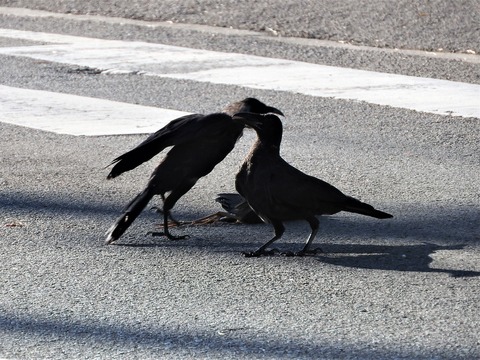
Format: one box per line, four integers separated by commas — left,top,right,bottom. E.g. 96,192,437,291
233,112,393,257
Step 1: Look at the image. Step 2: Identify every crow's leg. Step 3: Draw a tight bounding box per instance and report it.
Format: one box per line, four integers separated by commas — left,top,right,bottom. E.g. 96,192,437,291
295,216,323,256
243,220,284,257
149,184,194,240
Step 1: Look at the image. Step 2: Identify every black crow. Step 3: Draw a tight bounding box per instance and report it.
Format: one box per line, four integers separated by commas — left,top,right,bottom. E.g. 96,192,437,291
233,112,393,257
105,99,283,244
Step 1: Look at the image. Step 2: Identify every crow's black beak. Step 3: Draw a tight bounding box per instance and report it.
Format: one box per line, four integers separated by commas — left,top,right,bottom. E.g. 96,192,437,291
267,106,284,117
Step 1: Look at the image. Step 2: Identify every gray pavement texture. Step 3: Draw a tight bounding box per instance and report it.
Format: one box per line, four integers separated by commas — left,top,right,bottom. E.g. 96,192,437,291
0,8,479,86
0,3,480,360
1,0,479,54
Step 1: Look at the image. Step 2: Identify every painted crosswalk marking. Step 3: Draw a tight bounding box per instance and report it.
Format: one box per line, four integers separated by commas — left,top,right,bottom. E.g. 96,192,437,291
0,28,478,136
0,85,190,136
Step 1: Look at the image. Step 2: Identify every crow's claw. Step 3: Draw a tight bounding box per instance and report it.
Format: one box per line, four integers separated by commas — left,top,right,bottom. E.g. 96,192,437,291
295,247,323,256
242,248,278,257
147,231,190,241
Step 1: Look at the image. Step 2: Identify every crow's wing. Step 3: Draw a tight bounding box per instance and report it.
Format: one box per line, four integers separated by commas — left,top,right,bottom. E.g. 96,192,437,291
107,113,232,178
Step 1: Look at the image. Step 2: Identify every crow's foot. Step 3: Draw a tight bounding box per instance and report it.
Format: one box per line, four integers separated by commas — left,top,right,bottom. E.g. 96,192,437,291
147,231,190,241
295,247,323,256
160,213,238,228
242,248,278,257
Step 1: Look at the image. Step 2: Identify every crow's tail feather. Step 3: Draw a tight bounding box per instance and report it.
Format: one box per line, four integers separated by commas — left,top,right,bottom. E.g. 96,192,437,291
105,189,154,244
344,197,393,219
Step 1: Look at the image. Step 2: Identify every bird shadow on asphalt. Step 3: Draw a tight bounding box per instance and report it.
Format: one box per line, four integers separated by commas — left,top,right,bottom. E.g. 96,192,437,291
312,242,480,278
112,210,480,278
2,191,478,278
114,229,480,278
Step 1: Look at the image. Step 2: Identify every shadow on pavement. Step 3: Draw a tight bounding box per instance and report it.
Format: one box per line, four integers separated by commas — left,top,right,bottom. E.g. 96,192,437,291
2,191,479,278
316,242,480,278
0,311,464,359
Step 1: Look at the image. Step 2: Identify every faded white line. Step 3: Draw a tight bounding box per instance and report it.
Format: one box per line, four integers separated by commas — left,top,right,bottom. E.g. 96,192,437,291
0,85,190,136
0,28,479,137
2,7,478,64
1,29,479,119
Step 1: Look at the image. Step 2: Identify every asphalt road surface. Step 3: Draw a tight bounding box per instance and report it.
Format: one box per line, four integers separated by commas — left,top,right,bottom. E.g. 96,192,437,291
2,0,480,54
0,3,479,359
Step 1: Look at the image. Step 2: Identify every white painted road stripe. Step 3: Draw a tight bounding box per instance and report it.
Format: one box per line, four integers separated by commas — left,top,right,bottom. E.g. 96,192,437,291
1,28,479,120
0,85,190,136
